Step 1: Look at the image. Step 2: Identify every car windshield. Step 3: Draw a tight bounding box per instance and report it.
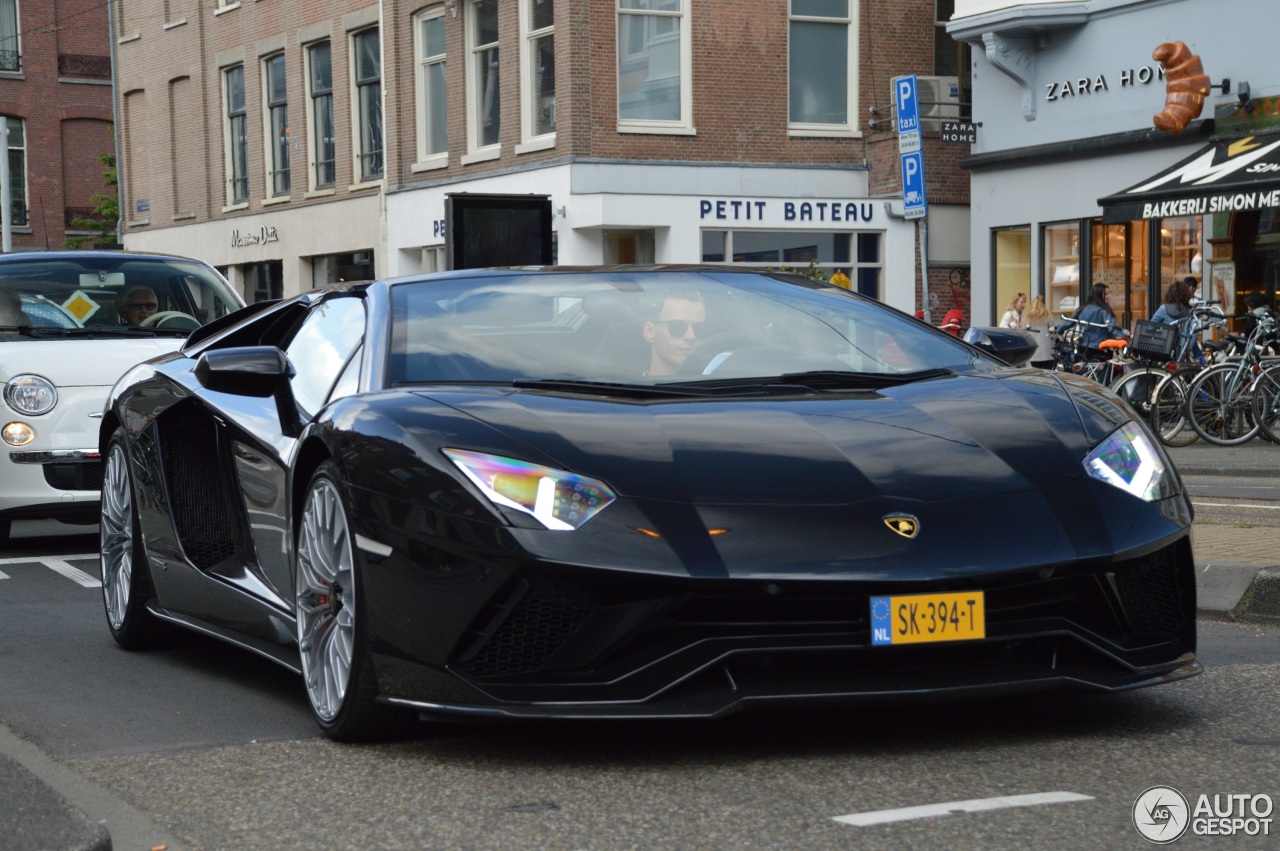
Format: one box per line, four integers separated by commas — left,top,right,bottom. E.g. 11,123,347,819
388,270,992,387
0,255,241,336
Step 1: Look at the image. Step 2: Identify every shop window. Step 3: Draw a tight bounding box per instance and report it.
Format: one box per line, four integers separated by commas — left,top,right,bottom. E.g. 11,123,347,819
1043,221,1081,315
1091,220,1148,327
701,229,882,298
1160,216,1203,288
312,251,374,288
245,261,283,303
993,226,1030,323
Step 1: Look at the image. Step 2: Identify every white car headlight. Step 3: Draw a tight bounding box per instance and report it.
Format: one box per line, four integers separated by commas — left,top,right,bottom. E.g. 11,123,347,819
443,448,616,530
1084,421,1171,502
4,374,57,415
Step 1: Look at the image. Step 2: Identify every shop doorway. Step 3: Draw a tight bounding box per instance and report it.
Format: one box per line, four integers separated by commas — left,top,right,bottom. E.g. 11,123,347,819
1090,220,1149,329
244,261,283,303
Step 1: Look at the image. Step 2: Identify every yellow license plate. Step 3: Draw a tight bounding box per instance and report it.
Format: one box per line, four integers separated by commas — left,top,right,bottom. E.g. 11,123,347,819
870,591,985,646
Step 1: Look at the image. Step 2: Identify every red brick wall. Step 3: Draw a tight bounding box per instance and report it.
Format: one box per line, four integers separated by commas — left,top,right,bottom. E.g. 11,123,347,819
0,0,112,249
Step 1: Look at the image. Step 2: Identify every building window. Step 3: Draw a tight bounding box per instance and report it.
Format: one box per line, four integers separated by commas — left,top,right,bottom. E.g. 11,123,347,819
993,226,1031,325
414,8,448,163
788,0,858,133
307,41,335,189
617,0,690,130
223,65,249,205
467,0,501,152
264,53,290,197
0,0,20,72
701,230,882,298
520,0,555,143
312,251,375,288
352,28,383,181
1043,221,1081,315
2,117,26,225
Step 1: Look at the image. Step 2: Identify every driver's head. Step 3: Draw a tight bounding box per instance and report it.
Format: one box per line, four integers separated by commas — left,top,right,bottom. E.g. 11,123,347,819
116,285,159,325
643,292,706,377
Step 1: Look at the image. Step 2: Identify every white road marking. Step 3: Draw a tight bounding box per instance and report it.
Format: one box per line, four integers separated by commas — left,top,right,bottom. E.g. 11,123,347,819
42,559,101,588
1192,501,1280,510
0,553,98,565
0,554,100,586
833,791,1094,827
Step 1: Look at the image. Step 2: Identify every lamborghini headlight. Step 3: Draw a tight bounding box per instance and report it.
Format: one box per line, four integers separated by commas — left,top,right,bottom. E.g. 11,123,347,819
443,448,617,530
1084,421,1171,502
4,374,57,415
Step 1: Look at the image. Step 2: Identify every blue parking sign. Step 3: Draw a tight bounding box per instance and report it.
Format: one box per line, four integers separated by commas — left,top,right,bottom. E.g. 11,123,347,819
895,74,921,135
901,151,927,220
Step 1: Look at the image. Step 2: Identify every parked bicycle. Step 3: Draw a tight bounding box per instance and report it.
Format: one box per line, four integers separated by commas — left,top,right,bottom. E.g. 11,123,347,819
1178,311,1279,446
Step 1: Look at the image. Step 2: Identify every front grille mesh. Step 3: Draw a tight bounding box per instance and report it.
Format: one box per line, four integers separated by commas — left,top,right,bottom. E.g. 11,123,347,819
1112,547,1186,634
42,461,103,491
459,578,595,677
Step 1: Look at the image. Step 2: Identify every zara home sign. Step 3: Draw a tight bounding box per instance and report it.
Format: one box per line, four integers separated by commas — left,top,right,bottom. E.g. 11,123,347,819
1045,64,1166,101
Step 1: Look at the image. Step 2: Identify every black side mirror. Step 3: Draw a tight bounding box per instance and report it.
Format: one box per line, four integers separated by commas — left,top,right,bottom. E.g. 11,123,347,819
963,327,1039,367
194,346,293,397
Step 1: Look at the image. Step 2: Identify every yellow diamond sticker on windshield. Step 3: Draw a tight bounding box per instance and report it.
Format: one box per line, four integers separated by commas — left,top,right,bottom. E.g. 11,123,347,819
62,291,100,323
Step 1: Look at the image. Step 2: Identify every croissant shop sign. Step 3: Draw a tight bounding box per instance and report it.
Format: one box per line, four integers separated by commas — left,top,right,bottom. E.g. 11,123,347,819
698,198,880,225
1098,135,1280,223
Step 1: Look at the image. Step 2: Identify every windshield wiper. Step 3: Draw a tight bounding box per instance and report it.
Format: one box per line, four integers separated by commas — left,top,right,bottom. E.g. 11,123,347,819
668,367,955,392
20,326,177,338
511,378,760,398
0,325,36,337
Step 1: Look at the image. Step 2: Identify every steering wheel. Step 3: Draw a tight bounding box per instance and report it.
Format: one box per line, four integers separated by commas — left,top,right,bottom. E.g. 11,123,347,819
140,310,199,329
676,331,764,377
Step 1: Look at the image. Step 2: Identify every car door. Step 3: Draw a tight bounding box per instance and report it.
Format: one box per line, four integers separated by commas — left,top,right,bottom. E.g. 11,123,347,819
232,295,367,604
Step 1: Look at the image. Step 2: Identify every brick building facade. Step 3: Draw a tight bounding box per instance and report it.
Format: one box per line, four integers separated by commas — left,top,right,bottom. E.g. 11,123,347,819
0,0,114,250
117,0,970,320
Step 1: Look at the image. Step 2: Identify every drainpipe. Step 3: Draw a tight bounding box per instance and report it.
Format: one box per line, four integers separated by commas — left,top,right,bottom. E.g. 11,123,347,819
107,0,123,247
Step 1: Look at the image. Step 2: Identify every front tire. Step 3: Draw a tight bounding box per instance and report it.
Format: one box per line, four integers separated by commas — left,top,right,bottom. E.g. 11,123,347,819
295,461,410,741
100,428,168,649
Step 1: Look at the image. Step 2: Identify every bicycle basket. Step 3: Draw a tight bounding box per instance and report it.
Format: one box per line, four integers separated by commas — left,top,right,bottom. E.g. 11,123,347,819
1130,319,1178,361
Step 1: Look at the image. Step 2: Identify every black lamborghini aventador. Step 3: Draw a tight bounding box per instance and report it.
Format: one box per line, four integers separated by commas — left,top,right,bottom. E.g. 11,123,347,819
98,267,1199,740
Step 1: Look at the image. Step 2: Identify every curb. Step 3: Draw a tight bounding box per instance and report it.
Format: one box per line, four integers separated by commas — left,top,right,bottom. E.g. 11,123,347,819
0,752,110,851
1240,567,1280,621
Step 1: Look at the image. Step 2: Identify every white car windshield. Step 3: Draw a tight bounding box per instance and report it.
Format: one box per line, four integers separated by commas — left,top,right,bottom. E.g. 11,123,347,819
0,255,240,335
388,270,991,386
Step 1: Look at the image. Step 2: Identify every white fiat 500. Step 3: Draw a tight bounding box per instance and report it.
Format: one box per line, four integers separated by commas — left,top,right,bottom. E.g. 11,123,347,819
0,251,244,545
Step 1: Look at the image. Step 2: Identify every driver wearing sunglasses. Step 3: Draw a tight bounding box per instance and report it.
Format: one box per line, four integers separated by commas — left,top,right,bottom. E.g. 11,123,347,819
642,291,707,377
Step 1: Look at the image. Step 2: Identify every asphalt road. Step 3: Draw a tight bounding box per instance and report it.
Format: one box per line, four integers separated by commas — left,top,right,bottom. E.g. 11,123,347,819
3,518,1280,849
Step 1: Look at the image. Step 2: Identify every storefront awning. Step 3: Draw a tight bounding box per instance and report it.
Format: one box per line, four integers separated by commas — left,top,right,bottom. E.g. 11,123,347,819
1098,134,1280,223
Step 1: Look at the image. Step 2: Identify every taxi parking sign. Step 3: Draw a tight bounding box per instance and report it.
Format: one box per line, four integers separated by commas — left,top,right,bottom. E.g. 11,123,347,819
895,74,921,135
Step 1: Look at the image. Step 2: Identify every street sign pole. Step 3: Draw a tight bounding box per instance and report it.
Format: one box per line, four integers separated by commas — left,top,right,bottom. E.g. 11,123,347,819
894,75,930,322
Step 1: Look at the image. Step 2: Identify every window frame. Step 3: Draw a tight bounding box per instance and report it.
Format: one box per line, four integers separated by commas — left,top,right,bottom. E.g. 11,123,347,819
222,64,249,207
349,26,384,183
0,0,21,73
2,116,26,226
464,0,502,160
304,40,336,191
518,0,555,151
787,0,860,138
262,52,290,199
616,0,693,135
413,6,448,168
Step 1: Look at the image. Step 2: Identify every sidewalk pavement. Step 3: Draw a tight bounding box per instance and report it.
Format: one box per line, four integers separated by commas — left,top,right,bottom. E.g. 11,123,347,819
1166,440,1280,622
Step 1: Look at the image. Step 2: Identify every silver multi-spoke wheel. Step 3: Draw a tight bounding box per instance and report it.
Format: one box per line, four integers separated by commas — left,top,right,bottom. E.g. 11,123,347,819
100,441,134,630
296,476,356,724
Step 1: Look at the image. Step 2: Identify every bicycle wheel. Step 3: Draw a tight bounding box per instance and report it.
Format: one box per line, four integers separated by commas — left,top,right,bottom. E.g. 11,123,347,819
1149,372,1199,447
1251,362,1280,443
1185,362,1260,446
1110,367,1165,420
